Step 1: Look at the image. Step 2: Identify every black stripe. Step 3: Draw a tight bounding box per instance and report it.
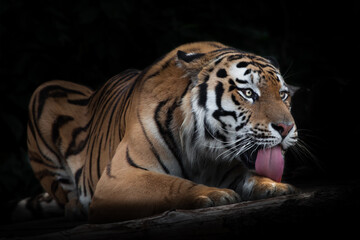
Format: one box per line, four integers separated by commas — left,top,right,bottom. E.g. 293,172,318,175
83,168,87,197
191,111,198,144
167,100,188,178
97,135,103,179
227,54,245,62
106,161,116,179
177,51,205,63
244,69,251,75
204,75,210,82
65,119,91,158
198,82,208,108
29,154,60,169
253,61,273,69
235,78,248,84
214,57,224,65
31,98,63,165
37,85,87,119
65,129,89,157
235,114,251,131
228,79,237,92
204,118,214,140
216,69,228,78
126,147,148,171
231,94,240,106
214,83,238,120
87,133,97,188
137,110,170,174
32,139,63,168
75,167,83,187
215,82,224,108
154,100,188,178
88,179,94,197
212,82,237,126
214,130,227,142
51,115,74,145
58,178,71,184
67,98,90,106
236,61,250,68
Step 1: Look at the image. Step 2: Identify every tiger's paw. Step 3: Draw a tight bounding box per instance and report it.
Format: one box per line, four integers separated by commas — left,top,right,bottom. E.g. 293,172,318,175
241,175,298,200
187,185,241,209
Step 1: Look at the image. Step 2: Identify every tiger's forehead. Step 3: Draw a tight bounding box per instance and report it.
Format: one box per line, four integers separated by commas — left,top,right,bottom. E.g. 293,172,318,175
217,54,283,88
228,63,281,86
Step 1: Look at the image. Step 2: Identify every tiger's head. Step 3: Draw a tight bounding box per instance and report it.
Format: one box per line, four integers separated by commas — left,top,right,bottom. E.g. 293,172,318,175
177,47,297,181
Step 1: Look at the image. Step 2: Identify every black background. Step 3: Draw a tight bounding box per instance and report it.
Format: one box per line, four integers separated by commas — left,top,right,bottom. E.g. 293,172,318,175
0,0,358,212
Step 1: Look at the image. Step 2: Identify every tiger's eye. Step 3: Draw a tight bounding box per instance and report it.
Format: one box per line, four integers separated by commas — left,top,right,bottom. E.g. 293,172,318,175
239,88,258,101
245,89,253,97
279,91,288,101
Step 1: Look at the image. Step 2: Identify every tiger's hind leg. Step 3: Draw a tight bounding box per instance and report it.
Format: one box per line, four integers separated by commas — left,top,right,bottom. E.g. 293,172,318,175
27,80,93,219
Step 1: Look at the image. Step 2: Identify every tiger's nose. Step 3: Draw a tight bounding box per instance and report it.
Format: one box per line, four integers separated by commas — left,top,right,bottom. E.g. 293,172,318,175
271,123,294,138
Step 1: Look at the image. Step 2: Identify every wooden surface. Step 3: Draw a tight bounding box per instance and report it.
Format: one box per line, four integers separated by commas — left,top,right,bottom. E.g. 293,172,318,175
1,181,359,239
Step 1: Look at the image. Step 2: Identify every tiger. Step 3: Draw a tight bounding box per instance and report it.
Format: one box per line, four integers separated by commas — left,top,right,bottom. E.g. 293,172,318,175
27,41,298,223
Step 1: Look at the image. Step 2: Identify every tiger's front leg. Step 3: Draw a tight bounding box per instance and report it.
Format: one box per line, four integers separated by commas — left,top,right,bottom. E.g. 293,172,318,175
89,167,240,223
235,172,298,200
88,143,240,223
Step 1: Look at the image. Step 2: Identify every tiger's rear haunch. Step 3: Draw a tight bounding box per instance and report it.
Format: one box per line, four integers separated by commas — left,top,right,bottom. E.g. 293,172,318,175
27,41,298,223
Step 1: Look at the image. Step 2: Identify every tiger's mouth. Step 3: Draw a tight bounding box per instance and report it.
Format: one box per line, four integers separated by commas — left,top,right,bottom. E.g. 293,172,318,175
241,146,259,169
241,145,284,182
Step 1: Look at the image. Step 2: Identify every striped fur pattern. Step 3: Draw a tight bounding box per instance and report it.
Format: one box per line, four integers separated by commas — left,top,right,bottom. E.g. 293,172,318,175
27,42,298,222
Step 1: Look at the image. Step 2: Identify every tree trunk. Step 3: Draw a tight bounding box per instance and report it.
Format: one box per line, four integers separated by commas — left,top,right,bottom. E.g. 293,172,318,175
2,182,359,239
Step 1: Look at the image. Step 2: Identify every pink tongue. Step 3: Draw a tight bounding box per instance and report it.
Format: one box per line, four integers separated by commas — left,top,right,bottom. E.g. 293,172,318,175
255,146,284,182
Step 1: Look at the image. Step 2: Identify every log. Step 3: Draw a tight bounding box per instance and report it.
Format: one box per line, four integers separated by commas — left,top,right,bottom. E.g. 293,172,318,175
1,182,359,239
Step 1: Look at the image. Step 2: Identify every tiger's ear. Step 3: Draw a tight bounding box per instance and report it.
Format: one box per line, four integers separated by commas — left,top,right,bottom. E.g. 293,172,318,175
177,50,205,64
176,50,207,84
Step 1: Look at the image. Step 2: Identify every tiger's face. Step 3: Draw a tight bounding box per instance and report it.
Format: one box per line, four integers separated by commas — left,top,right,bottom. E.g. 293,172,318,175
179,50,297,169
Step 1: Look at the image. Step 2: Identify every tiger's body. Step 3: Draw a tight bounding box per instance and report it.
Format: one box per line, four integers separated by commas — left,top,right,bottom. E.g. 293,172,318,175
27,42,298,223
